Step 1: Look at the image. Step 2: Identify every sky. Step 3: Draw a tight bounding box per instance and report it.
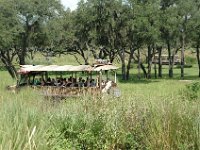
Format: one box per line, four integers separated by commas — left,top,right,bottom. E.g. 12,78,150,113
60,0,79,10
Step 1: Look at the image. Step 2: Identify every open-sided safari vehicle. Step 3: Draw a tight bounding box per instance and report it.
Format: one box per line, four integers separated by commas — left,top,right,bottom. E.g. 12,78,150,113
13,61,120,98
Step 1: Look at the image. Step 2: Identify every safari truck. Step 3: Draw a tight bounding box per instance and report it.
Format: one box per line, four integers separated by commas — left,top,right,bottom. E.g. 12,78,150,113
12,63,120,98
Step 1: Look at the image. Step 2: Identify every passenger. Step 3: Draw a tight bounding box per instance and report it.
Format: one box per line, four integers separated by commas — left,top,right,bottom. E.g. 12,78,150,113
55,78,61,86
86,77,90,87
51,78,56,86
68,76,72,82
77,77,81,87
62,79,67,87
46,77,51,86
79,79,85,87
73,78,77,83
33,78,39,85
78,77,82,83
90,79,96,87
66,78,72,87
70,78,77,87
41,79,46,86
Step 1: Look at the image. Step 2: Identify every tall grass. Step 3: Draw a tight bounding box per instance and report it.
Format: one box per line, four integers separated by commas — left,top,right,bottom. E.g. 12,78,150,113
0,70,200,149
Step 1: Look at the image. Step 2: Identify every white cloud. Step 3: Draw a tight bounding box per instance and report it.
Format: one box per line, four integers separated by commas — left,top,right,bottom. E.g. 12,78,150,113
60,0,79,10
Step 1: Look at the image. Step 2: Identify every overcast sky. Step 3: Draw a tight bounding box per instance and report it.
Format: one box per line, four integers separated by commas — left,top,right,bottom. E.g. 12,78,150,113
60,0,79,10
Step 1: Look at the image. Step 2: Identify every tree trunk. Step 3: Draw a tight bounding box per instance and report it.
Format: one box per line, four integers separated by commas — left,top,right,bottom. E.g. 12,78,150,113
2,61,18,79
121,60,126,80
141,63,147,78
19,51,26,65
19,33,27,65
118,49,126,80
158,47,162,78
80,48,89,65
126,49,134,80
137,49,141,79
167,40,173,78
181,33,185,79
0,51,18,79
109,49,116,63
171,49,177,76
153,47,157,79
147,45,152,79
197,45,200,77
133,55,147,78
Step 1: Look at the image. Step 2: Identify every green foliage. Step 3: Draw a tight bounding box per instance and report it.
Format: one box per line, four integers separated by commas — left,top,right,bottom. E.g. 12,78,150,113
185,55,196,65
181,82,200,101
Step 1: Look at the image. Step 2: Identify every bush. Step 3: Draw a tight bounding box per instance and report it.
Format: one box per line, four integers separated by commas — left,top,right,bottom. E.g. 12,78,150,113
185,56,196,65
181,82,200,101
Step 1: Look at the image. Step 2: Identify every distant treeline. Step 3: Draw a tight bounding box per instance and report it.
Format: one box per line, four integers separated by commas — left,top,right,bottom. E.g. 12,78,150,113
0,0,200,80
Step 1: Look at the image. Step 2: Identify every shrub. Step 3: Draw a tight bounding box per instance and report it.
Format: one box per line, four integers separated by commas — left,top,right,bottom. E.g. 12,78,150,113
181,82,200,101
185,56,196,65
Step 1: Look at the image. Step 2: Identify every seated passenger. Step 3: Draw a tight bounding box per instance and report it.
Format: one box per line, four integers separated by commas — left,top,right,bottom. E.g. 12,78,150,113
54,78,61,86
62,79,67,87
85,77,90,87
79,79,85,87
34,78,41,85
51,78,56,86
65,78,71,86
41,79,46,86
90,79,96,87
46,77,51,85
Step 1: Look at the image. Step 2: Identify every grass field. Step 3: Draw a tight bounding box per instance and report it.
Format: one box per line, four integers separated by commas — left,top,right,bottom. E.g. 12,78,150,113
0,55,200,149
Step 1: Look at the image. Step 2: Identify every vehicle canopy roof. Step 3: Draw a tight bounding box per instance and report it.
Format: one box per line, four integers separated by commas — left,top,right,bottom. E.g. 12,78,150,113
18,64,118,74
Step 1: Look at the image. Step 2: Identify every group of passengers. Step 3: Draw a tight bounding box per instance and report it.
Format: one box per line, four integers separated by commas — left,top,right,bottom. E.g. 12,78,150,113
34,76,97,87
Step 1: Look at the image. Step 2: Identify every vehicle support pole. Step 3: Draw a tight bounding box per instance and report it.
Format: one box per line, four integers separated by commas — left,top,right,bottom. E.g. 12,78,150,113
96,71,98,87
114,71,117,83
75,72,77,79
90,72,92,80
99,70,102,91
106,70,108,81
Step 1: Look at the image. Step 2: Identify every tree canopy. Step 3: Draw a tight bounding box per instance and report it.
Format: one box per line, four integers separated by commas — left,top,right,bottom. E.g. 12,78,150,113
1,0,200,80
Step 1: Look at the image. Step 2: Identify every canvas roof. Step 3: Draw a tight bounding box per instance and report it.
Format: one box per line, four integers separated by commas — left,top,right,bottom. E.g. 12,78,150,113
18,64,118,74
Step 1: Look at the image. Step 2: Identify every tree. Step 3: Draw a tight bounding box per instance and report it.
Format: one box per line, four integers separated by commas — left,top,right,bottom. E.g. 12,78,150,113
91,0,118,62
0,0,64,78
176,0,194,79
65,0,96,65
160,0,180,78
135,0,161,79
189,0,200,77
0,0,22,79
14,0,64,65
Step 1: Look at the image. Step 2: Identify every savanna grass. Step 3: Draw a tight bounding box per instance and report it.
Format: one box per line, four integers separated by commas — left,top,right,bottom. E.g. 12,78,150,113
0,70,200,149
